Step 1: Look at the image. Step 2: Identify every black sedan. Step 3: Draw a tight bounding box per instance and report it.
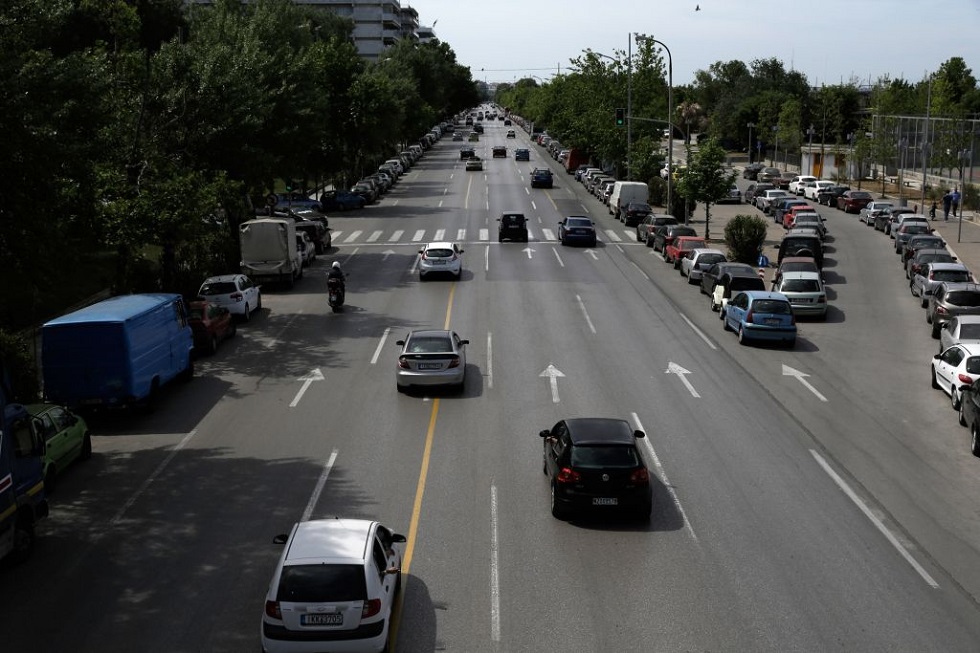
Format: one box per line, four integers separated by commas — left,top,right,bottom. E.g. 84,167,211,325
530,168,554,188
557,216,597,247
816,184,850,206
700,261,757,296
540,418,652,521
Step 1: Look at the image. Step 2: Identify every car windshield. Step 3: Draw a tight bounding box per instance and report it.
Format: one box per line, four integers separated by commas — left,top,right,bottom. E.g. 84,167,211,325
200,281,236,295
502,215,524,225
960,324,980,339
571,445,641,469
752,299,792,314
912,238,944,248
629,203,651,212
946,291,980,307
406,336,452,353
782,263,817,274
934,271,971,282
782,279,821,292
967,357,980,375
277,564,366,603
700,254,726,266
903,225,929,234
566,218,592,228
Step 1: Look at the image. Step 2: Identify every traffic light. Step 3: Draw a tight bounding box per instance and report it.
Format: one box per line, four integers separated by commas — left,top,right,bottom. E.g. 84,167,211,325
615,107,625,127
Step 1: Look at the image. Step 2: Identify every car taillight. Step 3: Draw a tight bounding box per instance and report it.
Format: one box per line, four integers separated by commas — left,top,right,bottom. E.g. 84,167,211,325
937,306,949,316
745,309,755,323
231,292,243,302
631,468,650,485
398,357,410,369
265,600,281,619
362,598,382,619
817,295,827,303
556,467,581,484
958,374,975,385
447,356,460,368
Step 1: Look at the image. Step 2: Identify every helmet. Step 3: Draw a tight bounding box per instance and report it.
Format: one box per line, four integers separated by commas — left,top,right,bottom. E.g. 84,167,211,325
332,262,341,269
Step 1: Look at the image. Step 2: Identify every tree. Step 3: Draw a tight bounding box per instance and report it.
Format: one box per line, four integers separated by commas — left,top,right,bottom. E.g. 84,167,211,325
675,138,735,239
724,215,768,265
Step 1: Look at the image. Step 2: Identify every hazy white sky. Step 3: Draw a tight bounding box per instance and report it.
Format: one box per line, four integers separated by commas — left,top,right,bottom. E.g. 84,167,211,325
407,0,980,86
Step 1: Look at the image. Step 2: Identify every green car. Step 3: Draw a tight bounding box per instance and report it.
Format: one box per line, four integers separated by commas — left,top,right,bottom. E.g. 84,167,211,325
28,404,91,492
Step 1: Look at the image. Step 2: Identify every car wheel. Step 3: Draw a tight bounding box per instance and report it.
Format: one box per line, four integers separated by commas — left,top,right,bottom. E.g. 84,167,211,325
645,236,653,247
455,269,462,280
44,467,57,496
959,400,968,426
9,517,35,564
228,322,237,338
256,293,262,310
419,272,426,281
673,258,681,270
550,485,568,520
243,303,251,322
208,335,218,356
498,236,503,242
931,366,940,389
687,273,697,285
931,322,941,339
737,325,747,345
952,387,961,411
972,423,980,456
921,296,928,309
722,314,731,331
560,237,567,246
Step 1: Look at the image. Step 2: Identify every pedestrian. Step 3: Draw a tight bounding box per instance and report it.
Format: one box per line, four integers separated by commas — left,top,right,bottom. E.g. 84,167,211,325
952,188,961,217
943,190,952,221
930,201,937,220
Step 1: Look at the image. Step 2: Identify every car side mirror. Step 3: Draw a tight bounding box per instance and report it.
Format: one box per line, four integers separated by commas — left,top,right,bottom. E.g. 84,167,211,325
633,430,646,439
418,249,423,254
459,339,469,345
272,534,288,545
539,429,551,439
392,533,407,543
395,340,405,346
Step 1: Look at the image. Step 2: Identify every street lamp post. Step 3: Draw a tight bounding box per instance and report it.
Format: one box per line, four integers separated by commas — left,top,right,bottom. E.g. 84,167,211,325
642,38,673,215
806,124,815,176
747,122,755,164
897,137,908,202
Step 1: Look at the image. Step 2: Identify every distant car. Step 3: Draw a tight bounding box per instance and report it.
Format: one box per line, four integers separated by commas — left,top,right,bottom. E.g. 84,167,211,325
928,282,980,338
907,248,957,280
911,263,973,307
558,216,597,246
680,248,727,283
514,148,530,161
940,315,980,354
701,262,757,296
498,212,529,242
790,213,827,240
28,403,91,493
773,256,820,287
540,417,652,521
198,274,261,321
772,271,828,319
837,190,875,213
664,235,707,268
492,145,507,157
816,184,850,206
468,132,480,142
531,168,554,188
932,343,980,410
722,291,797,347
418,241,464,280
504,118,512,126
473,123,484,134
260,519,405,653
318,190,366,211
860,200,894,223
652,225,696,253
722,184,742,204
506,130,516,138
757,167,782,183
742,163,764,180
894,223,933,254
460,146,476,160
452,132,464,141
620,201,652,227
465,156,483,171
788,175,817,195
637,214,679,246
901,235,946,269
711,269,767,313
804,180,835,201
188,299,236,355
395,329,469,392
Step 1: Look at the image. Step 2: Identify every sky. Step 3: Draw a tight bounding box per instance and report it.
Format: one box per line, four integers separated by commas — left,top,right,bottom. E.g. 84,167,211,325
406,0,980,87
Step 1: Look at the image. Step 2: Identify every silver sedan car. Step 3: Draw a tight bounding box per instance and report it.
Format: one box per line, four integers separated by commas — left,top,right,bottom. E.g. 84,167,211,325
396,330,469,393
939,315,980,354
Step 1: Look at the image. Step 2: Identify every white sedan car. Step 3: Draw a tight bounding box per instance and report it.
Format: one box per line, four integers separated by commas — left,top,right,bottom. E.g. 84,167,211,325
804,180,835,200
198,274,261,321
932,343,980,410
418,241,464,280
680,248,727,282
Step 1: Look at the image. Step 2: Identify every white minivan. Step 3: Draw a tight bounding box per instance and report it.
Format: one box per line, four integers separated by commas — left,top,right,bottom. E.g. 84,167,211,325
609,181,650,218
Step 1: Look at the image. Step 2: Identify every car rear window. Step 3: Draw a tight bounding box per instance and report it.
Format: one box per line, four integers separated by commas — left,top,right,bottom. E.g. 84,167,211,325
277,564,366,603
730,277,766,291
200,282,236,295
406,336,452,353
566,218,592,228
851,192,873,199
933,271,971,282
425,248,454,258
960,324,980,339
782,279,821,292
752,299,792,314
699,254,726,266
946,291,980,307
571,445,641,469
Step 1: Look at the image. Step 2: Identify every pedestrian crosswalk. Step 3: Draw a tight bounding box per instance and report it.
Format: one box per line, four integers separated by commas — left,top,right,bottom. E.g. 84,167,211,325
328,227,644,246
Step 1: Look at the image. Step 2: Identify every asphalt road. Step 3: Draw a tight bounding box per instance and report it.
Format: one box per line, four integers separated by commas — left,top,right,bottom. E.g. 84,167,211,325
4,119,980,652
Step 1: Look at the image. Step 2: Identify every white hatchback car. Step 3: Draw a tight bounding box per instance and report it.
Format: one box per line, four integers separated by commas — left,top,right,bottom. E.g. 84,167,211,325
418,241,463,280
680,248,727,282
932,343,980,410
198,274,262,321
261,519,406,653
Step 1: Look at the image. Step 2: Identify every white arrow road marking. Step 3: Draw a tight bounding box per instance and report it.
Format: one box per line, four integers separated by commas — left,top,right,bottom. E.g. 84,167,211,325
665,362,700,398
782,364,828,402
371,327,390,365
576,295,596,334
382,249,395,261
523,247,535,259
290,368,325,407
539,364,566,403
552,247,565,267
584,249,599,260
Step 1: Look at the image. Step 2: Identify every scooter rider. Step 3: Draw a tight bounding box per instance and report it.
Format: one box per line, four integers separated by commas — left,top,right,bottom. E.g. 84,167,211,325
327,261,346,303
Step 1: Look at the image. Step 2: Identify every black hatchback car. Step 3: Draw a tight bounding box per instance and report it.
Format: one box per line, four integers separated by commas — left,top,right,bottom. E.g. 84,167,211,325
497,212,528,242
531,168,554,188
540,418,652,521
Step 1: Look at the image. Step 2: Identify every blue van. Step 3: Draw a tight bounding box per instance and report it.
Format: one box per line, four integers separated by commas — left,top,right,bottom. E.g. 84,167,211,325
41,294,194,409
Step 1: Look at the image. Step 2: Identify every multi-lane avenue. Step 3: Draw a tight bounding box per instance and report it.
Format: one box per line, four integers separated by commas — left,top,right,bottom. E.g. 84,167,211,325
4,116,980,652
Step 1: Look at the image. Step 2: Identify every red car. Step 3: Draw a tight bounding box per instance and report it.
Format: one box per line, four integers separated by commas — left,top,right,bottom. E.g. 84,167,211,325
665,235,707,269
188,299,236,355
836,190,874,213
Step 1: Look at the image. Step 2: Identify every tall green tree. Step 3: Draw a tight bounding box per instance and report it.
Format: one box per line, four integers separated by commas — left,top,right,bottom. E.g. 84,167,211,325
676,138,735,240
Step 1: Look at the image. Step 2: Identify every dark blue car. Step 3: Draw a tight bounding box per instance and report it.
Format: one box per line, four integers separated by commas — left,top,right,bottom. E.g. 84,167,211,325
319,191,366,212
558,216,597,247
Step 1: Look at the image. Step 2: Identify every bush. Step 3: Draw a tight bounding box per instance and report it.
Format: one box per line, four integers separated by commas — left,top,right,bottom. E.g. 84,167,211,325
0,330,40,403
724,214,769,265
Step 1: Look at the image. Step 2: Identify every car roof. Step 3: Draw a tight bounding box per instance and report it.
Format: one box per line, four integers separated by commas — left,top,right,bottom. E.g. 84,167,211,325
722,268,762,279
779,271,822,281
565,418,636,445
691,248,725,256
284,518,375,565
928,262,970,271
949,343,980,354
779,256,817,265
740,290,792,302
202,274,242,283
423,241,456,249
938,282,980,292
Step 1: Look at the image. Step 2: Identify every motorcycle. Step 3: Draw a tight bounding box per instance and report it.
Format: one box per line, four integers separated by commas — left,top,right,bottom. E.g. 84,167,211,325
327,276,346,312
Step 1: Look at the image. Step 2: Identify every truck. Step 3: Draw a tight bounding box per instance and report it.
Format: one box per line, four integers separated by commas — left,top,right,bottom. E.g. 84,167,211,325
41,294,195,410
563,148,589,174
239,218,302,288
0,362,49,562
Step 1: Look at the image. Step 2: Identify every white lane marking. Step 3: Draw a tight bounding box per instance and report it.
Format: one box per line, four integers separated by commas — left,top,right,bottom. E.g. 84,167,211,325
580,204,590,213
486,331,494,389
479,228,489,241
679,313,718,350
331,230,343,242
434,228,446,240
531,201,537,210
615,244,624,254
412,229,425,242
486,199,490,211
576,294,596,334
490,483,501,642
301,449,339,522
810,449,939,588
485,245,489,273
409,255,420,275
552,248,564,267
389,230,404,242
537,216,542,224
438,199,444,207
371,327,390,365
343,230,362,244
457,228,466,241
391,199,399,206
367,230,382,243
290,368,325,407
632,413,698,541
630,261,649,280
526,228,535,241
342,247,359,266
111,430,197,525
542,228,556,241
525,187,530,195
604,229,622,242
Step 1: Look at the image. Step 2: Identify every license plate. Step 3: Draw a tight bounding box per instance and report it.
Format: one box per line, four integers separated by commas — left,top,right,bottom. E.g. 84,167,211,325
430,259,446,265
794,298,812,303
765,318,781,326
593,497,618,506
417,363,442,370
301,613,342,626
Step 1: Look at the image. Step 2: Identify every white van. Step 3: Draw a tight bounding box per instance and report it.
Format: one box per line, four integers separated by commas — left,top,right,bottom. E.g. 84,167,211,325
609,181,650,218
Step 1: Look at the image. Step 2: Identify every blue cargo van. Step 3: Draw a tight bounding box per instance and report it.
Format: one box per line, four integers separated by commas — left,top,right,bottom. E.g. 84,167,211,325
41,294,194,409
